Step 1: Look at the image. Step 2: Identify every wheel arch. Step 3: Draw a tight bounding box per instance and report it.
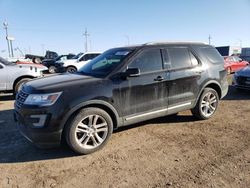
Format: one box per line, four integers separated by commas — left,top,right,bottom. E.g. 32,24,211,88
195,81,222,106
13,75,35,91
66,65,77,71
61,100,121,140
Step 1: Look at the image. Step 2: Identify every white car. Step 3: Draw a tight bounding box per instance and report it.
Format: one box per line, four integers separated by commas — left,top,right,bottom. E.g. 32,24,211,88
57,52,101,73
0,57,47,94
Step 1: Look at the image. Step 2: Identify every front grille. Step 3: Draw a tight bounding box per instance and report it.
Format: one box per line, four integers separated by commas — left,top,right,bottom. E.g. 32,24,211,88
15,90,29,109
236,76,250,86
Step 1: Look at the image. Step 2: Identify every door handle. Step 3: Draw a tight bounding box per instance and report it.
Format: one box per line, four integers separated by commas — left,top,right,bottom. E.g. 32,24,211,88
195,70,204,74
154,76,164,81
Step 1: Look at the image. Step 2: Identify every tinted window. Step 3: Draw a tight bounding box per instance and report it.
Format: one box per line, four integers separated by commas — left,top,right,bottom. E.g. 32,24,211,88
200,47,224,64
189,52,199,66
91,54,100,59
80,54,100,61
128,49,162,73
167,48,192,69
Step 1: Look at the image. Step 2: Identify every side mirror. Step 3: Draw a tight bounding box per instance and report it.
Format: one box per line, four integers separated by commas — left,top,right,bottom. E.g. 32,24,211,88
125,68,140,77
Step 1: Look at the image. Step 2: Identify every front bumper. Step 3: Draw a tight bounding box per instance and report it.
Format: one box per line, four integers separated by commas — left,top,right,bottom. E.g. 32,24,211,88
14,105,63,148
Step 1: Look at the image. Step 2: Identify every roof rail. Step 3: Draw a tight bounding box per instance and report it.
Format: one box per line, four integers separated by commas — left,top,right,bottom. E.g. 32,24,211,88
143,41,206,46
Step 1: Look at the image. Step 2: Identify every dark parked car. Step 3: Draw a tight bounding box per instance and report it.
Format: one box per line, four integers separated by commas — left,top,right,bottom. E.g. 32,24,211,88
232,65,250,90
14,42,228,154
42,54,75,73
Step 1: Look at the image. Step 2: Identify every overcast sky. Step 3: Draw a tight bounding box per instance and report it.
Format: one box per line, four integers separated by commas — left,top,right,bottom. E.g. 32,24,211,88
0,0,250,57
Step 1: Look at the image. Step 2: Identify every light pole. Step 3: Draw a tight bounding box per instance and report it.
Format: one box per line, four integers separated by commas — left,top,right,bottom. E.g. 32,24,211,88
83,28,90,52
208,34,212,45
3,21,11,57
8,36,15,57
124,35,130,45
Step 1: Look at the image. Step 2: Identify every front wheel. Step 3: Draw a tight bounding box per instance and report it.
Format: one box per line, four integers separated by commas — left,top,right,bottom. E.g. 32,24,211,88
66,66,77,73
14,78,31,94
65,107,113,154
191,88,219,120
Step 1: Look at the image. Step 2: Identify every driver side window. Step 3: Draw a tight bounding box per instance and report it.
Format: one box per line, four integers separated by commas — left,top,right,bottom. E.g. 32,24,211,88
128,49,162,73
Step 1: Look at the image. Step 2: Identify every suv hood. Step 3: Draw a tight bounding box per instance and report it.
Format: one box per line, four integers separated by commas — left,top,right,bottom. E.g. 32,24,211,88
24,73,102,92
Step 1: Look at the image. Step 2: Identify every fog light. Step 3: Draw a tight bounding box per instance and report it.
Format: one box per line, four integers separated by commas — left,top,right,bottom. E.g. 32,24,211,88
30,114,47,128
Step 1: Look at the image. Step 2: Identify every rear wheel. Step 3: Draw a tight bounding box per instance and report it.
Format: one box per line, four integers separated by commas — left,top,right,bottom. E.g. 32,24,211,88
48,66,56,74
65,107,113,154
191,88,219,120
66,66,77,73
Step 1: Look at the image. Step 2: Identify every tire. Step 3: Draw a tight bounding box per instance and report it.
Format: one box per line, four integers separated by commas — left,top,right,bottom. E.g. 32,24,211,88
65,107,113,154
48,66,56,74
191,88,219,120
14,78,31,94
33,57,42,64
66,66,77,73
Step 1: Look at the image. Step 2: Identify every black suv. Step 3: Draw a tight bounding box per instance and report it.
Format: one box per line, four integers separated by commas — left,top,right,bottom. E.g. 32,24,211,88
14,42,228,154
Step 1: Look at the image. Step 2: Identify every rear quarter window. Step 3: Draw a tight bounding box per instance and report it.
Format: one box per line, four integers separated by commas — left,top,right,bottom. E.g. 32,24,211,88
199,47,224,64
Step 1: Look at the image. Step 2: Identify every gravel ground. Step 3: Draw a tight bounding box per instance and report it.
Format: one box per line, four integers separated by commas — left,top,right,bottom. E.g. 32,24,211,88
0,75,250,188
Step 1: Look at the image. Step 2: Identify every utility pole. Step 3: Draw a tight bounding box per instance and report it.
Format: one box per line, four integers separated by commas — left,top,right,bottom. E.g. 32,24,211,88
3,21,11,57
208,34,212,45
83,28,90,52
124,35,130,45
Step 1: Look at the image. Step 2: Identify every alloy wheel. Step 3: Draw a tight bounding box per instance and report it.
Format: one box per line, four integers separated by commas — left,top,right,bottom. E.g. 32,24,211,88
200,92,218,118
75,115,108,150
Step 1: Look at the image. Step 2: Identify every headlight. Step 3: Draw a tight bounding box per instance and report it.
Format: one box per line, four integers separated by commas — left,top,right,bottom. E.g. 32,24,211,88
24,92,62,106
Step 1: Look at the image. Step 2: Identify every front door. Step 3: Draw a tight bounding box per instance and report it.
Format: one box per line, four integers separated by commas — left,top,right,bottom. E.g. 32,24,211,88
116,48,169,118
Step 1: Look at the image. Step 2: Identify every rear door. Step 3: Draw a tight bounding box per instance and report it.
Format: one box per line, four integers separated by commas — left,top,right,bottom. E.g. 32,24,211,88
164,47,201,110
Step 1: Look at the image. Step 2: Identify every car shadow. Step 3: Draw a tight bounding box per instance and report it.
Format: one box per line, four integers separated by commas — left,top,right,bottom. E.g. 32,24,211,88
0,94,15,101
0,109,77,163
114,114,198,133
223,86,250,100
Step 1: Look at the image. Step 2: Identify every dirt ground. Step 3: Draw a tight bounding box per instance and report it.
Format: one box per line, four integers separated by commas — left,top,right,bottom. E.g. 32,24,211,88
0,76,250,188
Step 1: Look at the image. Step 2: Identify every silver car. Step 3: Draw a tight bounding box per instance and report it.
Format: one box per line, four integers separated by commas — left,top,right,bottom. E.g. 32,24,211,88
0,57,47,94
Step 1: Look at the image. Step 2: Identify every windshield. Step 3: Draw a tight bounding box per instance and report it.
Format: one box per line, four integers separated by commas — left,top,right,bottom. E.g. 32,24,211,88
72,53,83,59
79,48,134,77
234,56,242,62
0,57,12,65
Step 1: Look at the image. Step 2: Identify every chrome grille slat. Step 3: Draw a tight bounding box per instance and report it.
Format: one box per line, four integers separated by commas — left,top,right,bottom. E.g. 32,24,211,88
15,90,29,109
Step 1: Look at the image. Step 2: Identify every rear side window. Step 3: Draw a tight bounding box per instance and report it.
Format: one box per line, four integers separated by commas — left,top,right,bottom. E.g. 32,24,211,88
167,48,192,69
128,49,162,73
200,47,224,64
